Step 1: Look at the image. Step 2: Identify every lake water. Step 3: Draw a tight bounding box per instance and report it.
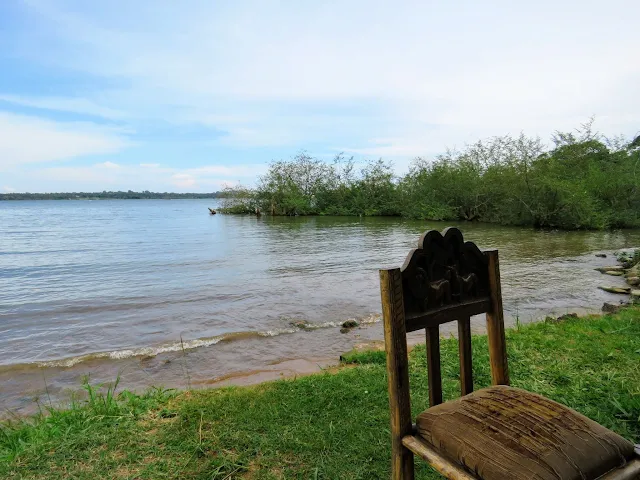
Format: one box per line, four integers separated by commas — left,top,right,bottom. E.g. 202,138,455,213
1,199,639,414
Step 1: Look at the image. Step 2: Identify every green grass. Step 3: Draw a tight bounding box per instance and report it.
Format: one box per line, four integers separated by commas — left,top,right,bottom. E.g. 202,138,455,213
3,308,640,479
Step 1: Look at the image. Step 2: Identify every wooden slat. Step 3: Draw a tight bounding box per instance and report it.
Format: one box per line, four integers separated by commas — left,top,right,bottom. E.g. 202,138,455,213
405,298,491,332
458,315,473,396
402,435,478,480
485,250,510,386
599,457,640,480
380,268,415,480
426,325,443,407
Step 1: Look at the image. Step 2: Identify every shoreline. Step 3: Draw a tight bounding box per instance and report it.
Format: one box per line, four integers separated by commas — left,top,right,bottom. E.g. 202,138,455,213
0,306,607,420
2,248,635,417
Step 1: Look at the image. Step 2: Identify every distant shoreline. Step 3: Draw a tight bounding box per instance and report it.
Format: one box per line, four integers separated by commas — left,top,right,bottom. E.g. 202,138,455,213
0,191,224,201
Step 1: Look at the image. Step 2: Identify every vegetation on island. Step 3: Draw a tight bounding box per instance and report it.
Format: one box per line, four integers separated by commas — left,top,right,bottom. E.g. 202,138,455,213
222,124,640,230
3,307,640,479
0,191,223,201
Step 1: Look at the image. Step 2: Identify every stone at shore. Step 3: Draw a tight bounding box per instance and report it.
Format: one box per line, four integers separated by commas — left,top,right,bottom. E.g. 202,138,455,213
595,253,607,258
595,266,625,273
625,263,640,278
631,290,640,301
598,286,631,294
545,313,578,323
604,271,624,276
602,302,623,313
557,313,578,322
289,320,312,330
339,327,351,334
342,319,359,329
627,276,640,286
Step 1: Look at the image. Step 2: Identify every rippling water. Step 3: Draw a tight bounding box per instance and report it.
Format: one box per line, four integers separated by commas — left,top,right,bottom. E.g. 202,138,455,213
1,199,639,413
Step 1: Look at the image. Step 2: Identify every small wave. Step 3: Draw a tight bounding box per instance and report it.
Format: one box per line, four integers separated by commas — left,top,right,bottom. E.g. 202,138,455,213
2,313,382,370
356,313,381,325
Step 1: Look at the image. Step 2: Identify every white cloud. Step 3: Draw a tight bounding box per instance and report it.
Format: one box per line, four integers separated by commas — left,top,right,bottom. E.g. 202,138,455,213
2,186,17,193
171,173,197,188
97,161,120,169
140,163,160,168
187,164,268,177
17,161,261,192
0,112,129,170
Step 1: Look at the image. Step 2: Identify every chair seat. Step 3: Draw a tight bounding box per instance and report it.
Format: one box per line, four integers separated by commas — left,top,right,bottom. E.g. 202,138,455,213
416,385,635,480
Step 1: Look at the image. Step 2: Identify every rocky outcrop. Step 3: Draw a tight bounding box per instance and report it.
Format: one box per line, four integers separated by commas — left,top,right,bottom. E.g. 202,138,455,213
595,251,640,300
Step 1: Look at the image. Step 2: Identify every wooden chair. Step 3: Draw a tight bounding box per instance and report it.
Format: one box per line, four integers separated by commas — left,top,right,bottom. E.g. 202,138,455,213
380,227,640,480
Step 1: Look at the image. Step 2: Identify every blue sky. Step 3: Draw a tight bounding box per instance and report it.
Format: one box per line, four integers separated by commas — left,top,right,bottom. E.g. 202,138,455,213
1,0,639,193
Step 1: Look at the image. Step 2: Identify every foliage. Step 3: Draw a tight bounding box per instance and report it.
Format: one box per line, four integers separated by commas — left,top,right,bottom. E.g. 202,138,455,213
226,124,640,230
218,184,258,214
616,249,640,269
3,308,640,479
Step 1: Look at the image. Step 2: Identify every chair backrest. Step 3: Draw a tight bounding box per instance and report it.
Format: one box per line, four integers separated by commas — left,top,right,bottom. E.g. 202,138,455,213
379,227,509,415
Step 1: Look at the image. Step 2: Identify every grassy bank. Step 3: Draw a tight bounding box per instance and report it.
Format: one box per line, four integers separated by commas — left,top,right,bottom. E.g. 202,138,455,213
3,308,640,479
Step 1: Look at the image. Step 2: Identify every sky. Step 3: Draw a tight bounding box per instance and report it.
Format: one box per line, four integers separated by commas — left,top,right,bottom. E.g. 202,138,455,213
0,0,639,193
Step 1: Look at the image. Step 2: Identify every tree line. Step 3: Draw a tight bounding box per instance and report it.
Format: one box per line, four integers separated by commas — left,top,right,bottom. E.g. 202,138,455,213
0,191,223,201
221,124,640,230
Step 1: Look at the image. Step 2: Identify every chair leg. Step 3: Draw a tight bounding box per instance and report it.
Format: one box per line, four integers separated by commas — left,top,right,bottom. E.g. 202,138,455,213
391,431,415,480
380,268,415,479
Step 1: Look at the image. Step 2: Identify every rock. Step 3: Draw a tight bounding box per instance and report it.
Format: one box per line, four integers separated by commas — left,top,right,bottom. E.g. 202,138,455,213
598,286,631,294
632,290,640,299
604,271,624,276
625,263,640,278
289,320,311,330
602,302,622,313
595,253,607,258
340,327,351,334
595,266,625,273
627,276,640,286
545,313,578,324
342,319,359,329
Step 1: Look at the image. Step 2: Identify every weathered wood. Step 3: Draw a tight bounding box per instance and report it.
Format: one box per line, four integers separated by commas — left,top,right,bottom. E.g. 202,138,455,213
400,228,489,320
402,436,478,480
380,268,414,480
485,250,510,386
458,315,473,396
599,457,640,480
426,326,443,407
405,298,491,332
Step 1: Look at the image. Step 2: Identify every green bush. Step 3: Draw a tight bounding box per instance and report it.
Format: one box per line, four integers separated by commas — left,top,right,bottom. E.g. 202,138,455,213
223,124,640,230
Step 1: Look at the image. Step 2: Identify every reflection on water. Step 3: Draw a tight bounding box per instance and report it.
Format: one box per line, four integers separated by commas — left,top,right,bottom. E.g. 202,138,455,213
1,200,639,413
